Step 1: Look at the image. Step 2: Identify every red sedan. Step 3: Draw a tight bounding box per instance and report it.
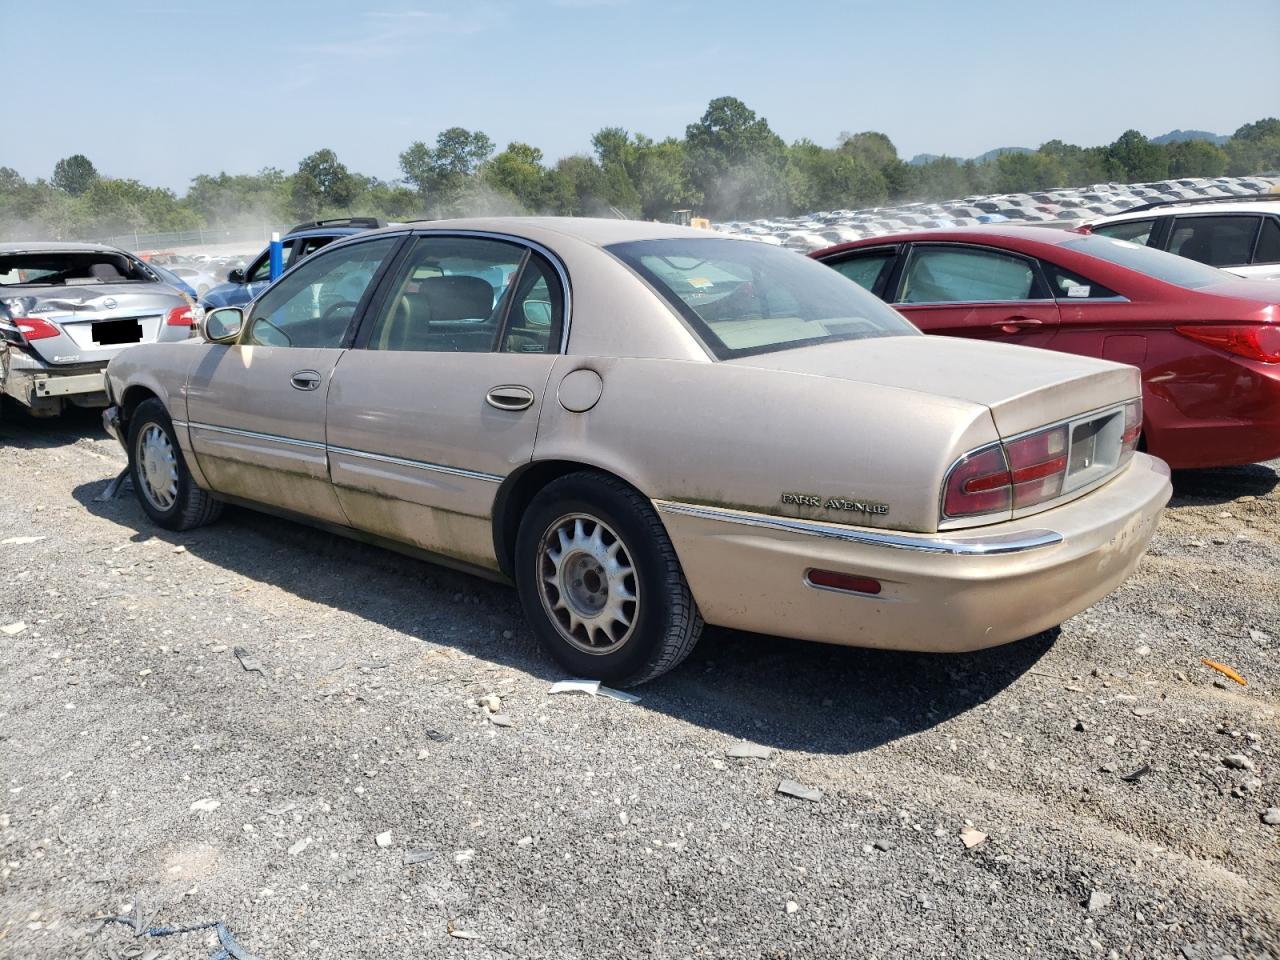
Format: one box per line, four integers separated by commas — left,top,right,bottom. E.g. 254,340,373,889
811,227,1280,469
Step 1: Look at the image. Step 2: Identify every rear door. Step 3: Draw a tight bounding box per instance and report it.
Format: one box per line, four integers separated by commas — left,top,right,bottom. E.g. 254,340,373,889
185,234,404,522
326,233,566,569
888,243,1060,347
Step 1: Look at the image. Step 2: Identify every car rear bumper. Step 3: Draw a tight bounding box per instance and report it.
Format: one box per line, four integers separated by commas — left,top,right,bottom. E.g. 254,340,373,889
657,453,1171,653
1,359,109,407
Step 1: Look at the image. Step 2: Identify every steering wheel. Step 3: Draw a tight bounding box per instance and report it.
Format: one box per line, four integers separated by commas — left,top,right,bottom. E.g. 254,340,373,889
321,300,360,324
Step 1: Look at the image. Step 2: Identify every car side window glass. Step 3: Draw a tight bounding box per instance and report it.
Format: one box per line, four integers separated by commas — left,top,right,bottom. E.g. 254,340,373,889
500,253,564,354
244,237,399,349
899,247,1035,304
1253,218,1280,265
1044,264,1119,300
1092,219,1157,246
829,251,894,294
366,236,535,353
1168,216,1261,268
248,240,295,283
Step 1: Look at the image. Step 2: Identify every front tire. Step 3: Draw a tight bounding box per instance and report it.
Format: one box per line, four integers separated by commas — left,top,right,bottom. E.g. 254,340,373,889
126,398,222,531
514,472,703,686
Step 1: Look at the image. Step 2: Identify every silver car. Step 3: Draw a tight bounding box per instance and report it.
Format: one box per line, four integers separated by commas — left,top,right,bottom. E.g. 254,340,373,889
0,242,194,416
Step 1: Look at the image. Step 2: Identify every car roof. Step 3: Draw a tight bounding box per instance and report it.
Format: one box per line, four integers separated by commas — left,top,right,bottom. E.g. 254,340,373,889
811,225,1084,257
1088,198,1280,225
0,241,124,254
366,216,729,248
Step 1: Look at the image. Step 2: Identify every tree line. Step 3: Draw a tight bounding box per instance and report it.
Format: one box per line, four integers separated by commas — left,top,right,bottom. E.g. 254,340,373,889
2,97,1278,241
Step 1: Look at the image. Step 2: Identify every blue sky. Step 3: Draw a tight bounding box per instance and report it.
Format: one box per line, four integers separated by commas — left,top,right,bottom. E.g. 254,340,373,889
4,0,1278,192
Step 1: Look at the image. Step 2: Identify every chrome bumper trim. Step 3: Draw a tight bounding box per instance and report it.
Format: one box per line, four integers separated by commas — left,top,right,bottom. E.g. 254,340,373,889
654,500,1063,556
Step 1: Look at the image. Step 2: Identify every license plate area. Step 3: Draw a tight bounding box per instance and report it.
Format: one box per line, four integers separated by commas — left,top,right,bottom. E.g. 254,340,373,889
1066,411,1122,488
92,318,143,345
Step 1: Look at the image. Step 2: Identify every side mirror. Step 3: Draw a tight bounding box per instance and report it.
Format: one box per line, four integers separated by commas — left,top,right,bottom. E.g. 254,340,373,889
227,268,246,284
203,306,244,343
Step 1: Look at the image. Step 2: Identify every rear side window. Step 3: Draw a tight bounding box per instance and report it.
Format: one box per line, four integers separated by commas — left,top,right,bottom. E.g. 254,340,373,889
827,250,895,295
899,247,1038,304
1168,216,1262,268
1043,264,1119,300
1253,218,1280,265
1059,235,1226,289
1092,219,1157,246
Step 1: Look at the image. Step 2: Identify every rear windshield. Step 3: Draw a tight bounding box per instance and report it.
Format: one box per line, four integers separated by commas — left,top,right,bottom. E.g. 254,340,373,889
607,237,918,359
0,251,150,287
1061,234,1227,289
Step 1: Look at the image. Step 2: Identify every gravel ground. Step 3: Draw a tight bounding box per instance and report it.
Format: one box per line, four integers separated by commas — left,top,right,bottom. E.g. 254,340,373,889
1,406,1277,960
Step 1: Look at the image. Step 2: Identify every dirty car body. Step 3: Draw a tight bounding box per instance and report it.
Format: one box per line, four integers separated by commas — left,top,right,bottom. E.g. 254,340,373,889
1,242,193,416
102,218,1171,685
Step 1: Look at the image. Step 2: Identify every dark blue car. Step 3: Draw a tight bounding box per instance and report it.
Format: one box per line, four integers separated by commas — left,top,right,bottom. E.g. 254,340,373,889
199,217,384,309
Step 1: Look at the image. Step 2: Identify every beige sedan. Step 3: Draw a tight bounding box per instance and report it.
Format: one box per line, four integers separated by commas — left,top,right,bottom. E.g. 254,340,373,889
102,218,1172,685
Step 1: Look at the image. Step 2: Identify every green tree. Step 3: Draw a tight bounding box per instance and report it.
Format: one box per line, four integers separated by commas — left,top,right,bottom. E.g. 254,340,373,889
1107,130,1168,182
685,97,788,218
994,151,1066,192
399,127,494,215
51,154,99,196
290,149,357,219
787,141,886,211
483,142,548,212
1165,139,1229,178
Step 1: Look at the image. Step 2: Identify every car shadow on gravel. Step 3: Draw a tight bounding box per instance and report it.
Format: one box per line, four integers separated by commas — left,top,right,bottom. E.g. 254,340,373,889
73,477,1057,756
0,399,106,448
1169,461,1278,506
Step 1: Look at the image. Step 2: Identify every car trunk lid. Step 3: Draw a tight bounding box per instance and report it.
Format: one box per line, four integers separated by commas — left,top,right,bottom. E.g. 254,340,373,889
726,334,1140,438
3,283,178,365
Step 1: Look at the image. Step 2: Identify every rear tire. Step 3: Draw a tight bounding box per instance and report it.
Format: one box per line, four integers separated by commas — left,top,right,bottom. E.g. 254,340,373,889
126,398,222,531
514,471,703,686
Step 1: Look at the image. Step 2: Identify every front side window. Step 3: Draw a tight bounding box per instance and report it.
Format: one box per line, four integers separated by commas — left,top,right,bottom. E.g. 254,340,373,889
827,249,896,294
244,236,399,348
1092,218,1157,246
899,246,1037,304
365,236,563,354
606,237,916,359
247,240,296,283
1168,215,1262,268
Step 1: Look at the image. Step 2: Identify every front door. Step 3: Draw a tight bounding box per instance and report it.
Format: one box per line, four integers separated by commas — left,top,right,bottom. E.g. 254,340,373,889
890,243,1060,349
185,235,404,523
326,233,567,570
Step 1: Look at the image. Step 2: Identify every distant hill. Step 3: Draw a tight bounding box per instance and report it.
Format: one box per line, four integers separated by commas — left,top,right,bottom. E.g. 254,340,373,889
974,146,1033,163
1150,128,1228,145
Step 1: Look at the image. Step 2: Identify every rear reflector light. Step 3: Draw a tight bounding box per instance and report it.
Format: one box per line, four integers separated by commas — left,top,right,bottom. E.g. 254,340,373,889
1005,424,1068,509
1176,324,1280,364
806,569,882,595
944,423,1076,519
166,305,194,327
13,318,60,341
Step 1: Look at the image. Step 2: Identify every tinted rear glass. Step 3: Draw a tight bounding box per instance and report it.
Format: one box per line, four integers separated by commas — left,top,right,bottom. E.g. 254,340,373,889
1059,235,1228,289
607,237,918,359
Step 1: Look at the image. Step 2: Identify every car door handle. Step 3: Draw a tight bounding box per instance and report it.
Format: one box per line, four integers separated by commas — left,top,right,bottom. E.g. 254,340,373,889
992,316,1043,333
485,385,535,411
290,370,322,391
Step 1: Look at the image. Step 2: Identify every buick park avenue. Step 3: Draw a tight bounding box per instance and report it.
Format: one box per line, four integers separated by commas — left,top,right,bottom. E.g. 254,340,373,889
102,219,1171,685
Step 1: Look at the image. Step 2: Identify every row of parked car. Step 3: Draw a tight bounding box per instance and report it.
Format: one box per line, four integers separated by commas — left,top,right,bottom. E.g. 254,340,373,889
2,189,1276,685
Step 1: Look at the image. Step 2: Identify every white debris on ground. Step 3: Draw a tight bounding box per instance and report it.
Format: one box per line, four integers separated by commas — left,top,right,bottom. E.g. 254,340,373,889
712,175,1280,252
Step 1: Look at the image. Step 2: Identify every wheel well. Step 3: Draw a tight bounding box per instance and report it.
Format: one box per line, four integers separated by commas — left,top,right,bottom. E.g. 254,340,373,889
120,385,159,428
492,460,642,579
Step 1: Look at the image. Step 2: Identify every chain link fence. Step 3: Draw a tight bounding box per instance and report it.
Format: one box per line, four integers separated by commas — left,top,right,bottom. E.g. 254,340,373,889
96,224,290,252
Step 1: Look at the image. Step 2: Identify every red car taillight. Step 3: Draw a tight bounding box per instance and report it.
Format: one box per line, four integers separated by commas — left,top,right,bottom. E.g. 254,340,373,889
1121,398,1142,457
944,424,1071,519
1176,324,1280,364
165,305,194,327
13,318,60,341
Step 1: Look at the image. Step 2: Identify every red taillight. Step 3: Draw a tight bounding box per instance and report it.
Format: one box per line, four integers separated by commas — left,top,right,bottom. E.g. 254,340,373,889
1121,398,1142,456
806,569,882,595
1176,324,1280,364
166,305,194,327
1005,424,1069,509
13,318,60,341
943,444,1011,518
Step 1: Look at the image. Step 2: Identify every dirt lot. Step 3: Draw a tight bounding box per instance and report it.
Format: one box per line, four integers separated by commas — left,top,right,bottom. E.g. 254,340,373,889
1,406,1277,960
